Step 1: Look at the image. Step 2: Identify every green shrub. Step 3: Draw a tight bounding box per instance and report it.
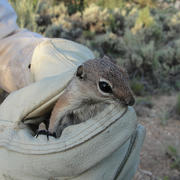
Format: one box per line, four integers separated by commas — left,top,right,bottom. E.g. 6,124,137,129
175,94,180,115
131,7,155,34
83,30,95,39
82,4,111,33
9,0,38,31
131,79,145,96
167,145,180,170
175,81,180,90
135,97,153,108
9,0,180,95
44,25,62,38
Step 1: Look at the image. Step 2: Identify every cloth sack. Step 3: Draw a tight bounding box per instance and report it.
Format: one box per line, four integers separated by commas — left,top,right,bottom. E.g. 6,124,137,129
0,39,145,180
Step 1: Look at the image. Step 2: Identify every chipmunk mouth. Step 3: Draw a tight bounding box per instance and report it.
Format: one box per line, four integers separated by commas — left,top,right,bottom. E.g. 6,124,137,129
109,98,128,108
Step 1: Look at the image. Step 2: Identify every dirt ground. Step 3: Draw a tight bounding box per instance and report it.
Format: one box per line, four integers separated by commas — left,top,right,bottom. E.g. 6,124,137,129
134,93,180,180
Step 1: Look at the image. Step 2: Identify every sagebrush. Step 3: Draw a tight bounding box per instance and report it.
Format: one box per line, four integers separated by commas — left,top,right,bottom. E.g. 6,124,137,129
9,0,180,94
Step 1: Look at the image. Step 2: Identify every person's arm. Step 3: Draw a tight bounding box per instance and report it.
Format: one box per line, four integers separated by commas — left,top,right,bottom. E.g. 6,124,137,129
0,0,93,93
0,0,18,39
0,0,44,92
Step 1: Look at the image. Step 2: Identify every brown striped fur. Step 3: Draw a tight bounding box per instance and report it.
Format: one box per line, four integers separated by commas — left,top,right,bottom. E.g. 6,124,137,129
46,56,135,138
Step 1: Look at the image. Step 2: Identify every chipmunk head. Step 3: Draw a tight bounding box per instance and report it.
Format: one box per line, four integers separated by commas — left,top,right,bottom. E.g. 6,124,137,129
75,56,135,106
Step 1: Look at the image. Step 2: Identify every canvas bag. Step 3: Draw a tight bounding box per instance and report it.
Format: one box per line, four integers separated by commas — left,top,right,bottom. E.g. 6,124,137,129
0,38,145,180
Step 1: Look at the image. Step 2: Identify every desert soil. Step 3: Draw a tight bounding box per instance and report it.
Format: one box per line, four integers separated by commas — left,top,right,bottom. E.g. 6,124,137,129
134,93,180,180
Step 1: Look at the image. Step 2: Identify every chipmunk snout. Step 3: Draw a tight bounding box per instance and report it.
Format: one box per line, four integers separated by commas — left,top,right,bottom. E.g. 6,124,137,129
124,96,135,106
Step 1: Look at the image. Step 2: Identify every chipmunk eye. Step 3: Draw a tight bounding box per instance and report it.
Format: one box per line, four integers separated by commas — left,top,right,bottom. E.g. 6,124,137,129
99,81,112,93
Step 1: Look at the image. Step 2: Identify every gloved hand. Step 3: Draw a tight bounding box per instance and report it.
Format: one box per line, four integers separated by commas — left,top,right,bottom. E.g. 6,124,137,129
0,71,145,179
0,1,145,179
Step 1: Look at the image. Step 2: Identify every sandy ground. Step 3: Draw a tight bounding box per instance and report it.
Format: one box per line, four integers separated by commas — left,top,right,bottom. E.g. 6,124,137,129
134,93,180,180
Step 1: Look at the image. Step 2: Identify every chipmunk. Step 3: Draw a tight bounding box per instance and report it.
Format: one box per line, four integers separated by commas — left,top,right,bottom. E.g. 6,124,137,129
36,56,135,139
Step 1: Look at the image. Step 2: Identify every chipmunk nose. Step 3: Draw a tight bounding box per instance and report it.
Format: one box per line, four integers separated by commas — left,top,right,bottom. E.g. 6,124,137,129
124,96,135,106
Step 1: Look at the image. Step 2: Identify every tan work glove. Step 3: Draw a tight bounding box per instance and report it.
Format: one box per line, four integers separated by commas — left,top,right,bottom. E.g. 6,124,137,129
0,1,145,179
0,38,145,180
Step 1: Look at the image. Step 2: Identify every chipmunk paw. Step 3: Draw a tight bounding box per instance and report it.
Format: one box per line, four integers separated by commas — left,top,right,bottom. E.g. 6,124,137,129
35,130,57,140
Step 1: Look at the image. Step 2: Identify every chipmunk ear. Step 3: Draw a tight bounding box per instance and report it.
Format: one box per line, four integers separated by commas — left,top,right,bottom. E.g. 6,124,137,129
76,65,84,79
103,55,111,61
103,55,117,64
